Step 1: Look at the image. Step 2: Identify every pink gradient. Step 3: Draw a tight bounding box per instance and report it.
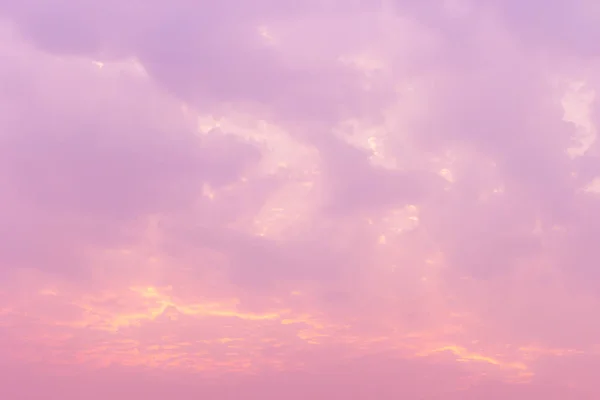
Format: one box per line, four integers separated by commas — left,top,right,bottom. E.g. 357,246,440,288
0,0,599,398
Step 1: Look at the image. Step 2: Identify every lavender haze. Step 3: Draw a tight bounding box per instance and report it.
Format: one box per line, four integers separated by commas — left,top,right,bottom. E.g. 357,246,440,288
0,0,599,398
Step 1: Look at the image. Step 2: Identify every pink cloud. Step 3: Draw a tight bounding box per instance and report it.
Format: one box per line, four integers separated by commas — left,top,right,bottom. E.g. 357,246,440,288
0,0,599,399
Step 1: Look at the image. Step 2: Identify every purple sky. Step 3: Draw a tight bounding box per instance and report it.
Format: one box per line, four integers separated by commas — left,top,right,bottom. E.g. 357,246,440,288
1,0,600,398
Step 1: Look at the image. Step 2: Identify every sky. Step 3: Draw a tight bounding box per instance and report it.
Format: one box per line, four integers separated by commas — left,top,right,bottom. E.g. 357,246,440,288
0,0,599,399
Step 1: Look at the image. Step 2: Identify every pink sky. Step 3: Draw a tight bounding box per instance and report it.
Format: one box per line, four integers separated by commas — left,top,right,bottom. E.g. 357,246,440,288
0,0,599,398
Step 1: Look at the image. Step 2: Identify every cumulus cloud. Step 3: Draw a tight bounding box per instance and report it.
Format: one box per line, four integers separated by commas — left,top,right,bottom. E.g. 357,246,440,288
0,29,261,279
0,0,600,399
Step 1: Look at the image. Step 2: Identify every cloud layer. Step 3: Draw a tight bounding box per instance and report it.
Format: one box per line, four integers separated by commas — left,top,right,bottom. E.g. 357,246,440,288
1,0,600,398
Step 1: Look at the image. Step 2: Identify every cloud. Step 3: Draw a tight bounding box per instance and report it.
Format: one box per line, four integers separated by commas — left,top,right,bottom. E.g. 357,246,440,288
0,0,600,398
0,27,261,279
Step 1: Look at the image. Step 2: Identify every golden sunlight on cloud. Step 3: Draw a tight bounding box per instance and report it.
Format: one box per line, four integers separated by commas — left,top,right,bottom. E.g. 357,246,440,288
3,3,600,398
0,275,564,381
